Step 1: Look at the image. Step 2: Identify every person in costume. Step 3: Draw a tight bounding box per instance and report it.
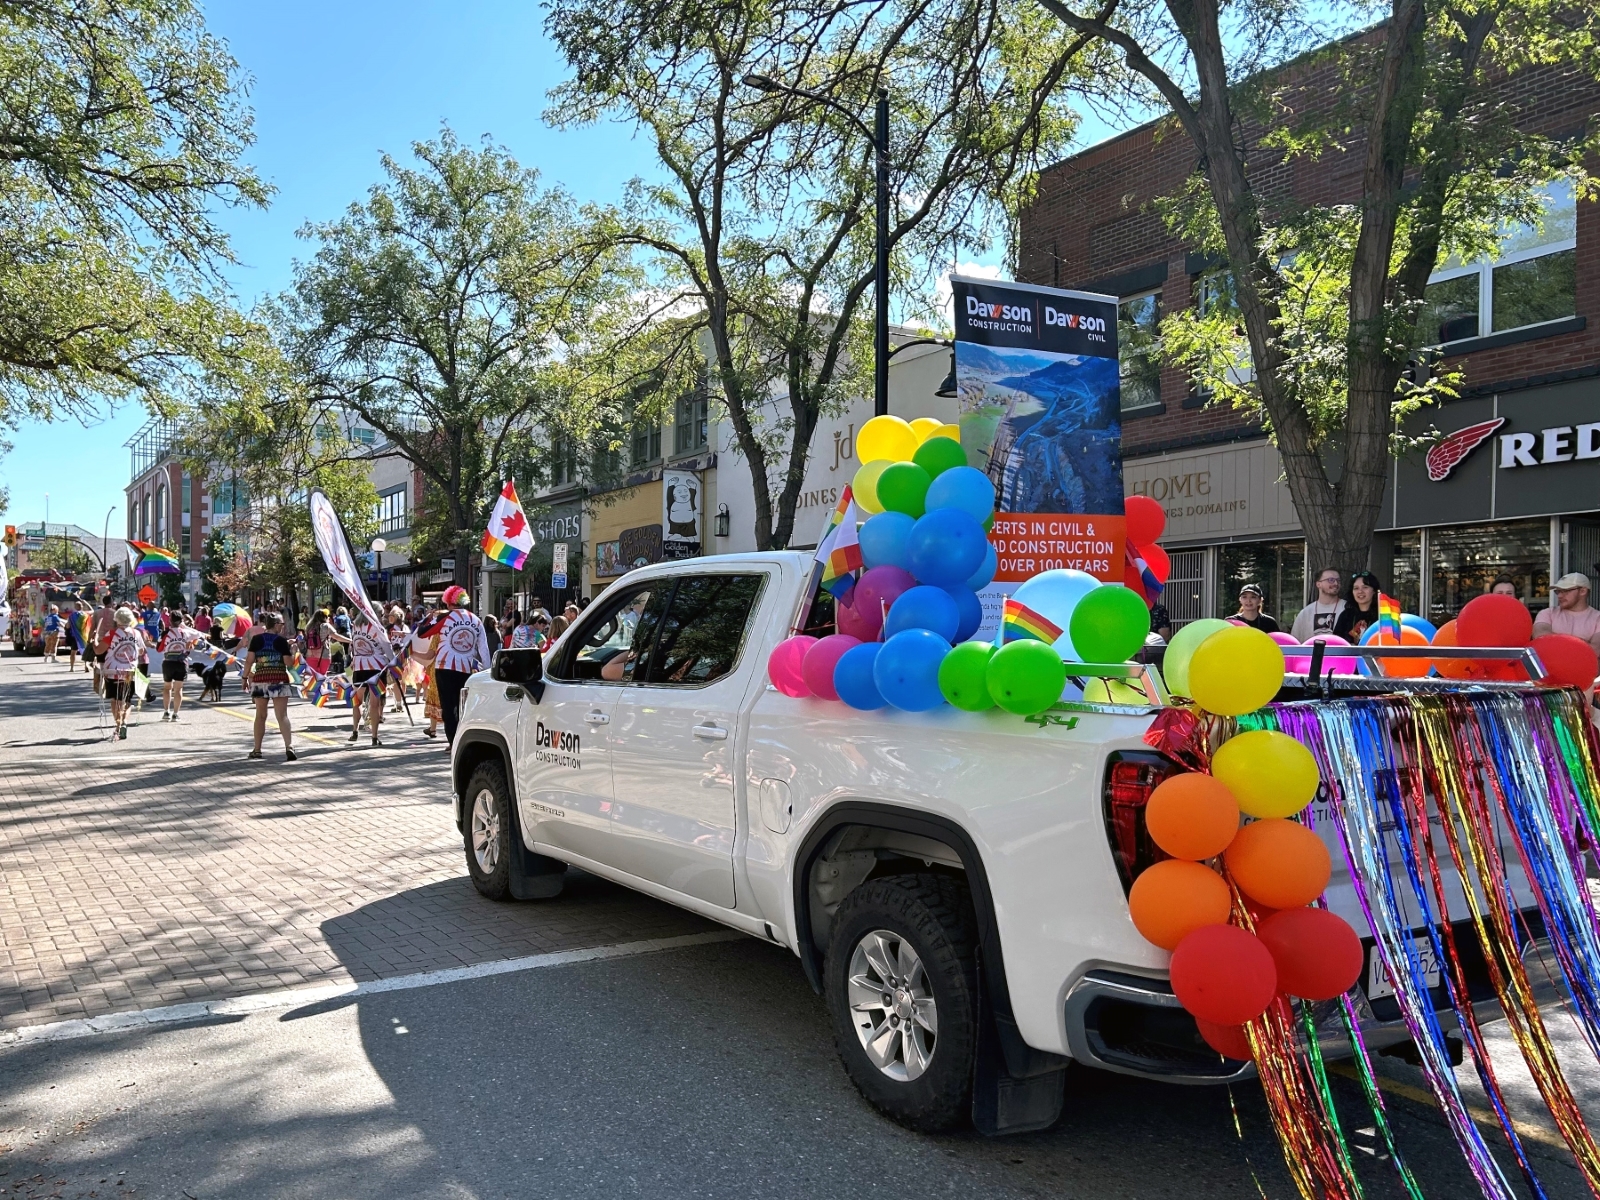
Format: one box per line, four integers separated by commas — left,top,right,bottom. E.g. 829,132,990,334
343,612,391,747
386,606,411,713
103,607,154,741
433,586,491,746
409,607,447,738
241,612,299,761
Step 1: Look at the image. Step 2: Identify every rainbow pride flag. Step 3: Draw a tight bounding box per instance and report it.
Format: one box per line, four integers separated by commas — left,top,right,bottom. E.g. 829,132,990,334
481,480,534,570
126,539,179,575
814,486,862,597
1378,591,1402,642
1002,597,1063,645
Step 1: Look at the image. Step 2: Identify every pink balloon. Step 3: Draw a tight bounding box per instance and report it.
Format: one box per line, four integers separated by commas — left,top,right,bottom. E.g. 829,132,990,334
802,634,861,700
1226,618,1247,626
1284,632,1357,675
836,593,882,641
768,635,816,696
1268,632,1300,647
855,566,916,629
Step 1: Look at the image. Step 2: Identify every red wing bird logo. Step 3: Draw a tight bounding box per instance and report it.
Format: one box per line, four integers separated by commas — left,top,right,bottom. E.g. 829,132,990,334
1426,417,1505,482
500,510,527,540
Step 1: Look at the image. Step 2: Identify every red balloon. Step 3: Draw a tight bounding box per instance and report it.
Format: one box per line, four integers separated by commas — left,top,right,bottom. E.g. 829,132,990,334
1457,593,1533,648
1256,907,1363,1001
1196,1018,1254,1061
1143,543,1171,585
1533,633,1599,689
1170,924,1278,1025
1125,494,1166,546
801,634,861,700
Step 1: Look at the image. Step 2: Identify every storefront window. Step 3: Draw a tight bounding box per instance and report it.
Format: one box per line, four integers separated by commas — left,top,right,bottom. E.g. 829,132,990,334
1216,540,1304,629
1164,548,1205,628
1561,516,1600,583
1388,530,1421,617
1118,291,1161,412
1428,519,1549,626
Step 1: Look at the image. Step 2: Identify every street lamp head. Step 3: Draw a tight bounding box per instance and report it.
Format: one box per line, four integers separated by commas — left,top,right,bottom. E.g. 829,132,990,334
371,538,387,553
742,73,780,93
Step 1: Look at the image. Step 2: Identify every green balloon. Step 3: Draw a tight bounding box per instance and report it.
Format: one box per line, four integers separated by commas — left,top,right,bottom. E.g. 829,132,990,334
1068,585,1151,664
986,639,1066,716
939,641,996,711
877,462,931,517
912,436,968,479
1163,617,1231,696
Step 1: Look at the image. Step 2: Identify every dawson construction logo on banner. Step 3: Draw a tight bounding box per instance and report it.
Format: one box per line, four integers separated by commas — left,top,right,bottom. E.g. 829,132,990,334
952,276,1125,594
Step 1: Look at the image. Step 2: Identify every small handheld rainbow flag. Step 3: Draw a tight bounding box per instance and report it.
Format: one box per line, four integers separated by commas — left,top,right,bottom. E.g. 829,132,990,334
126,539,179,575
1002,597,1063,645
1378,591,1402,642
482,480,534,570
814,486,863,598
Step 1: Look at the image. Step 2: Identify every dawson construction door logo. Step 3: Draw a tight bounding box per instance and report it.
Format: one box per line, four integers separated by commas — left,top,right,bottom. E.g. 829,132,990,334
1426,418,1504,481
533,721,581,769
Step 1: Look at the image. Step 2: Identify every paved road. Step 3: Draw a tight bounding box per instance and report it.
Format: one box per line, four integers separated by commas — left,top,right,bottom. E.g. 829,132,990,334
1,648,1595,1198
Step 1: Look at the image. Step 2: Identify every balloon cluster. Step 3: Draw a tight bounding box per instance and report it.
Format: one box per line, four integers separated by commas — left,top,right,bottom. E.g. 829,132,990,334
1128,623,1364,1057
1433,593,1598,688
1120,495,1171,604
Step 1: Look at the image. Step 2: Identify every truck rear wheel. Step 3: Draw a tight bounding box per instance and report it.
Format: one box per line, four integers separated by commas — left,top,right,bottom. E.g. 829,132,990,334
463,761,514,900
824,873,978,1132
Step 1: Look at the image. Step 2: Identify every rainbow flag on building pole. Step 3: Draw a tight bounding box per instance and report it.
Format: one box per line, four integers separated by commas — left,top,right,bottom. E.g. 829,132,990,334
481,480,535,571
126,539,179,575
1378,591,1402,643
1002,596,1064,645
814,486,863,598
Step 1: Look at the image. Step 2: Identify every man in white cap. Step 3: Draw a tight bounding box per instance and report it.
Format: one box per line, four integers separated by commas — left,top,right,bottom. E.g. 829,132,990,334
1534,572,1600,655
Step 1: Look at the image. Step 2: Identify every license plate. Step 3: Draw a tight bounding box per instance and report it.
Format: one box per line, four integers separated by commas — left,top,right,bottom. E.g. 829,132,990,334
1367,934,1443,1001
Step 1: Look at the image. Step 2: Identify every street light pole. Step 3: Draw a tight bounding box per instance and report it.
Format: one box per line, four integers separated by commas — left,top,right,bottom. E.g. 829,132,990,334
744,74,891,416
103,506,114,596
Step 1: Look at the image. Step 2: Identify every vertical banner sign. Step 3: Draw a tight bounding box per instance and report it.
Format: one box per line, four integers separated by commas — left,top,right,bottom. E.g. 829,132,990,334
551,542,568,590
309,489,385,631
951,276,1125,630
661,469,702,560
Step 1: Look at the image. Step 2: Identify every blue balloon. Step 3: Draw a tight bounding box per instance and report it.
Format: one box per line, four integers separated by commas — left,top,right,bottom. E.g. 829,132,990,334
834,643,887,710
1359,613,1438,642
873,629,951,712
858,511,914,571
885,585,960,641
907,507,989,587
945,586,983,642
964,543,998,591
925,466,996,523
1011,569,1099,659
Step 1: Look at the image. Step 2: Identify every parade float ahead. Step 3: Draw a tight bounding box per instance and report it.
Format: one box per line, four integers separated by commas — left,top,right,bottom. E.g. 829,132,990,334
449,277,1600,1197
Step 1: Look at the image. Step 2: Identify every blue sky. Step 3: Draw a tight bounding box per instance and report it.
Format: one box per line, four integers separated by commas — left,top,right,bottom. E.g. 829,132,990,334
0,0,1114,533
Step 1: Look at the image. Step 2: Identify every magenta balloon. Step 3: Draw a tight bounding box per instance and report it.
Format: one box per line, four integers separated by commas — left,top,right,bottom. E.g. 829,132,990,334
802,634,861,700
836,592,883,641
1268,632,1299,647
855,566,916,626
1283,632,1357,675
768,634,816,696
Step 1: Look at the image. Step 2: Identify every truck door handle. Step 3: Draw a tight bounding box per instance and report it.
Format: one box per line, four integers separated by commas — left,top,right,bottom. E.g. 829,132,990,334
584,710,610,726
692,723,728,740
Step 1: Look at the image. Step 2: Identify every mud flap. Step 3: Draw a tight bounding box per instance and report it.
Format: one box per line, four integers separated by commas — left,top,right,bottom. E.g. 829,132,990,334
971,953,1068,1136
504,782,567,900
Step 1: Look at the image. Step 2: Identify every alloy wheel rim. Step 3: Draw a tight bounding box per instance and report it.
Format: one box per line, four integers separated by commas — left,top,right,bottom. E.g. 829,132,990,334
847,928,937,1081
471,789,501,874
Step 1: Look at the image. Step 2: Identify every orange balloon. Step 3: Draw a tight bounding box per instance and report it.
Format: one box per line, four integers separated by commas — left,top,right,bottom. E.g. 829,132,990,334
1146,773,1242,860
1431,620,1474,679
1224,819,1331,909
1128,860,1232,950
1369,625,1432,678
1433,618,1521,680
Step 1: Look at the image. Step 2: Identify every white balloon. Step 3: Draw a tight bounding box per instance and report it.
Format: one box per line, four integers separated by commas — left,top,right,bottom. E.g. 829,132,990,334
1011,569,1101,660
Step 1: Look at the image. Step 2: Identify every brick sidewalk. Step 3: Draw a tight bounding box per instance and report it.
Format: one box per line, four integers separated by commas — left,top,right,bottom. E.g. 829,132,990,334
0,657,715,1029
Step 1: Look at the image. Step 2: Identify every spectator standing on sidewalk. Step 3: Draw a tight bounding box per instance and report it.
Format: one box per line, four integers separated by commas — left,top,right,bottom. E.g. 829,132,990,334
242,612,299,762
1291,567,1347,641
42,604,61,661
433,586,491,746
1231,584,1280,633
1535,573,1600,657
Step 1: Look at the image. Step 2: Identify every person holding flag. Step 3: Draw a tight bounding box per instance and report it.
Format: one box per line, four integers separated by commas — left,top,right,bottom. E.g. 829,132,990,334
433,585,491,746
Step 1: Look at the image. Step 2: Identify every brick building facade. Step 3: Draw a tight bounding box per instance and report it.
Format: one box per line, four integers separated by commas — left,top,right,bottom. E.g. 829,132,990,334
1016,44,1600,631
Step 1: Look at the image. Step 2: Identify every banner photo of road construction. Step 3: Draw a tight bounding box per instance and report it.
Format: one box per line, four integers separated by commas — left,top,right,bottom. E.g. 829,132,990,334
950,276,1126,635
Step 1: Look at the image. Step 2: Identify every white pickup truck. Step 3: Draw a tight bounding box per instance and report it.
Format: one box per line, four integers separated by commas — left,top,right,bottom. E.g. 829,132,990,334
449,551,1529,1135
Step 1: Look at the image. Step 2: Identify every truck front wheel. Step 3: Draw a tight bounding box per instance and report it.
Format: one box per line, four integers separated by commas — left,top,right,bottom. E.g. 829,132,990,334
463,761,514,900
824,873,978,1132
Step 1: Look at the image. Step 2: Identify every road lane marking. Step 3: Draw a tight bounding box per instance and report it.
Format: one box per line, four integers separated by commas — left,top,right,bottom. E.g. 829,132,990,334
0,931,745,1047
1325,1062,1565,1150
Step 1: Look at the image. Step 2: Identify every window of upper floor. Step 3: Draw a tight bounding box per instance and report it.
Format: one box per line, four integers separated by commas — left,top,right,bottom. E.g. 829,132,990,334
631,417,662,468
1418,181,1577,348
1118,291,1163,413
376,485,408,534
673,390,709,454
551,431,580,487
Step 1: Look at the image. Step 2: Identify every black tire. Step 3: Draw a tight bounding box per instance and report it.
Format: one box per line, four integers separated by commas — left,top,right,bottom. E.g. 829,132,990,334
462,760,513,900
824,872,978,1132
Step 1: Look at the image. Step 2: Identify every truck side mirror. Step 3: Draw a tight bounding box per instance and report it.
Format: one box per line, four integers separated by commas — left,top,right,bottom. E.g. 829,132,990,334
490,648,545,701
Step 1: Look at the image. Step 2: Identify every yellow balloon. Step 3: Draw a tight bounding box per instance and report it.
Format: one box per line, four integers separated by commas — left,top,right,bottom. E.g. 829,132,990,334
1162,617,1231,697
858,415,918,463
852,459,893,514
928,423,961,443
1211,730,1320,819
1187,625,1284,716
909,417,944,443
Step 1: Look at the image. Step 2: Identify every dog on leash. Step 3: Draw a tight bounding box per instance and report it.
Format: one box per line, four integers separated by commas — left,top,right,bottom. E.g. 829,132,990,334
195,661,226,702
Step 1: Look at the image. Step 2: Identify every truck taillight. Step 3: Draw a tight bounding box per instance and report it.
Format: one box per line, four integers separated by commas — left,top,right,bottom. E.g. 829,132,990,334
1102,751,1181,893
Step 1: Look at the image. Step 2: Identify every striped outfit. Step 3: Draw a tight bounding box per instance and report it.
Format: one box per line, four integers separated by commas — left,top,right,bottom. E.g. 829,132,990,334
433,609,490,745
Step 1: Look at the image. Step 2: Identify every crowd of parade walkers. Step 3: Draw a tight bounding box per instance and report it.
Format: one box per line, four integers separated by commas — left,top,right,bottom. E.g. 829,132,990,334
36,586,586,761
